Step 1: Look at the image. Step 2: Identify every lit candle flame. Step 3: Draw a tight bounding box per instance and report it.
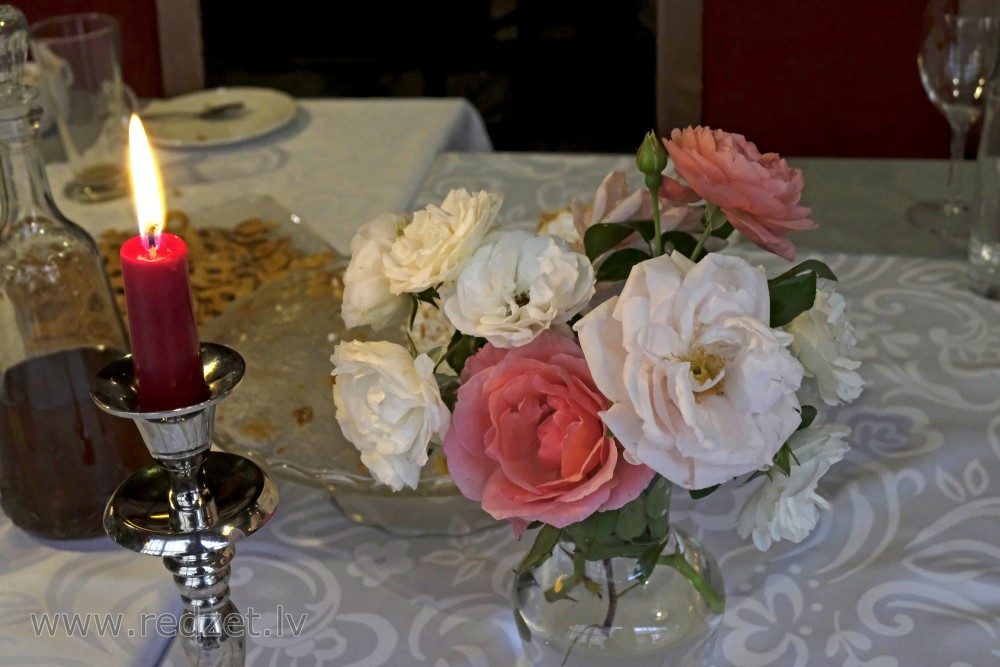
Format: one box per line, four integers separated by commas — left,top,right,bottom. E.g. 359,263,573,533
128,114,166,252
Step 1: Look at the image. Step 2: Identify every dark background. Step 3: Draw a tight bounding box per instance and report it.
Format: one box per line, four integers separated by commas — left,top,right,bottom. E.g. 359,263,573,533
23,1,958,158
200,0,952,158
199,1,659,154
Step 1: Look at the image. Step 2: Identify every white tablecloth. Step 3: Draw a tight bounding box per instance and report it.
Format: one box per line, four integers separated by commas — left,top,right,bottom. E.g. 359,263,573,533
46,98,493,252
151,152,998,666
0,98,491,667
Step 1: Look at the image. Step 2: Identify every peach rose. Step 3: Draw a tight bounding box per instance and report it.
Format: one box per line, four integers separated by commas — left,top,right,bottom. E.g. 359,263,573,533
663,126,816,260
442,331,655,532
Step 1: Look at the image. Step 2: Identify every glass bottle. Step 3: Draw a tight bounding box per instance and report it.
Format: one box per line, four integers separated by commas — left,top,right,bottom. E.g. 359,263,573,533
0,5,152,539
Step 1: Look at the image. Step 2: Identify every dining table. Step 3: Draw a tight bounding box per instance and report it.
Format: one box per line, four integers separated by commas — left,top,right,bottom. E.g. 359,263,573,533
6,95,1000,667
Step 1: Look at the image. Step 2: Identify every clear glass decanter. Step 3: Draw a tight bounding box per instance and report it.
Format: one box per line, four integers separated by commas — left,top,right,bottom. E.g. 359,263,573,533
0,5,152,539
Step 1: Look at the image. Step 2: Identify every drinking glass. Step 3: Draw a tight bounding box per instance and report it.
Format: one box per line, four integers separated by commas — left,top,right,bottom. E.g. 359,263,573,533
29,13,135,203
909,0,1000,239
970,79,1000,298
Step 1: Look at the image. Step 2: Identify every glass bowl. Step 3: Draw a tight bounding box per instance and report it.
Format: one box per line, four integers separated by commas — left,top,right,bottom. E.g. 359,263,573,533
197,199,497,536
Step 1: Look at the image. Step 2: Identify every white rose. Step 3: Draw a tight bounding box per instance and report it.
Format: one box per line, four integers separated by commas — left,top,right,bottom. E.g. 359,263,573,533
786,278,863,406
341,213,410,331
574,251,804,490
441,231,595,348
736,424,850,551
331,341,450,491
383,189,501,294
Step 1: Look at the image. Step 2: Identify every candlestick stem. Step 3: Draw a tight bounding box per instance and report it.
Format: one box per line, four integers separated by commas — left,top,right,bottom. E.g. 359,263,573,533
165,547,243,667
161,452,220,533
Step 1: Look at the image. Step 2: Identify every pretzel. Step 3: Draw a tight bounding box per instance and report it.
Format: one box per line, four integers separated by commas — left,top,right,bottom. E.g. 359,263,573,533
97,208,338,327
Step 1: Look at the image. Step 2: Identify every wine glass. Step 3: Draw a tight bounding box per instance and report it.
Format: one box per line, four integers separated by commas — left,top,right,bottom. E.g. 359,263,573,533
909,0,1000,239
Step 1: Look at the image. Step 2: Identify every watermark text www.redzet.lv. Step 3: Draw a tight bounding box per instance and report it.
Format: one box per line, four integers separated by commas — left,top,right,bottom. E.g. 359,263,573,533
29,606,307,639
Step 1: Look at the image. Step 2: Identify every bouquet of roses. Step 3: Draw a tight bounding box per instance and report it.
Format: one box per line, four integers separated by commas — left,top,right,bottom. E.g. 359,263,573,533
330,127,862,628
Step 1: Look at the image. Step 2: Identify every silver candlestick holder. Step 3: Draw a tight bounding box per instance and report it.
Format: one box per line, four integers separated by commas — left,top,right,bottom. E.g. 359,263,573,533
91,343,279,667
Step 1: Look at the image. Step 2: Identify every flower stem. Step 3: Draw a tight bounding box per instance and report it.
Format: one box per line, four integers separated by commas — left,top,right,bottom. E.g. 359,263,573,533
649,178,664,258
689,222,713,262
600,558,618,634
658,551,725,614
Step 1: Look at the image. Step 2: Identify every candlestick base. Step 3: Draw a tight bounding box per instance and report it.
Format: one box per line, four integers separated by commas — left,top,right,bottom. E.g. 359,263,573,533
92,343,279,667
104,452,277,555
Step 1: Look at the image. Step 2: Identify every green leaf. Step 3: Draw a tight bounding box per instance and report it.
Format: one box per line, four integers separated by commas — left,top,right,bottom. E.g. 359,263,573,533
711,221,735,239
773,443,793,476
425,345,447,366
408,289,440,332
443,331,484,376
543,548,593,602
572,548,587,577
438,377,460,412
644,477,671,520
407,297,420,343
564,509,644,560
511,571,538,643
595,248,651,282
581,576,604,598
584,223,639,262
583,221,659,261
544,573,581,602
648,515,669,540
770,259,838,284
626,220,656,243
515,524,562,575
703,203,729,232
658,550,726,614
767,260,839,328
413,287,439,305
563,522,588,552
662,231,698,257
593,509,621,537
634,540,668,583
577,540,652,561
615,498,648,541
689,484,720,500
798,405,818,430
768,271,817,328
513,605,531,643
403,329,420,359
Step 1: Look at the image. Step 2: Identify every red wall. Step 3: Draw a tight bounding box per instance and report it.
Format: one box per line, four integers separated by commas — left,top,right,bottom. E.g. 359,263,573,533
702,2,951,158
23,0,163,98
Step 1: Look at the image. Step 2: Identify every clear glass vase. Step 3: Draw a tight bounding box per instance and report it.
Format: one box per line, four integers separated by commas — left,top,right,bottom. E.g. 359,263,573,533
512,483,724,666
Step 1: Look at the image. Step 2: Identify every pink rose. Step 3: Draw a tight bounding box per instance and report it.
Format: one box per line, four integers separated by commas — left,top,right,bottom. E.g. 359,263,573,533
442,331,655,532
663,126,816,261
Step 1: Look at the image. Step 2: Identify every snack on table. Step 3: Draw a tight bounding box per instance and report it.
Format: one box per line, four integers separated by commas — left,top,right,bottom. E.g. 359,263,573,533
97,208,338,326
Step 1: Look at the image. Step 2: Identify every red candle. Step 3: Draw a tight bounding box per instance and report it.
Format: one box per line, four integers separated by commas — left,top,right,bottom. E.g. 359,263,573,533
120,234,208,411
121,115,208,411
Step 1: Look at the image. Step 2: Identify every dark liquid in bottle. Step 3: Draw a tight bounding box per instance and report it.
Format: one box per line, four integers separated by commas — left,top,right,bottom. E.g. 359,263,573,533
0,347,154,539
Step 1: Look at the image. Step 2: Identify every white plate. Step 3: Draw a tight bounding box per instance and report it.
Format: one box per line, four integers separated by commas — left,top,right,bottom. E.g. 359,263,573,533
142,87,297,148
